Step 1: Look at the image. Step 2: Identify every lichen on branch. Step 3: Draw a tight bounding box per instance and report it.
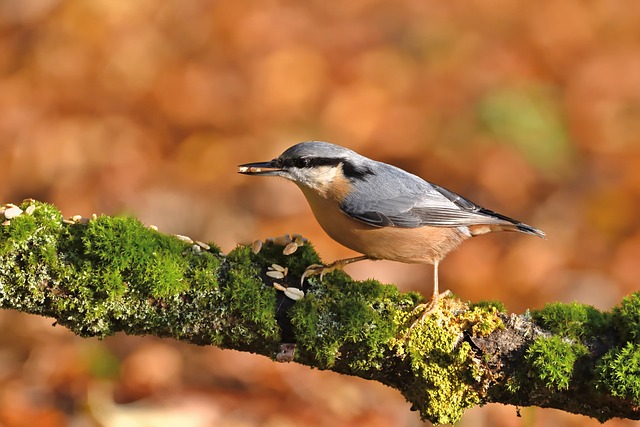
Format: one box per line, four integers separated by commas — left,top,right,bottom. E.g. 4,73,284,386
0,200,639,424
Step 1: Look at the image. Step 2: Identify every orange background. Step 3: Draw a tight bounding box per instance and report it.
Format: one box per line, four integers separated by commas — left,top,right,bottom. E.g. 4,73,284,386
1,1,639,426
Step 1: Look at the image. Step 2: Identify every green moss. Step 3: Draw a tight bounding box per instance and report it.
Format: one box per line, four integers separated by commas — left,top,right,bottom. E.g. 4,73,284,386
1,202,231,340
1,214,37,250
533,302,610,340
505,375,522,394
290,274,410,369
223,245,280,345
82,216,150,270
398,299,503,424
0,202,65,307
465,305,505,336
290,276,502,423
0,202,62,254
595,342,640,402
611,293,640,343
404,320,478,423
78,216,199,299
525,336,588,391
188,254,221,291
98,268,126,296
250,239,321,278
469,300,507,314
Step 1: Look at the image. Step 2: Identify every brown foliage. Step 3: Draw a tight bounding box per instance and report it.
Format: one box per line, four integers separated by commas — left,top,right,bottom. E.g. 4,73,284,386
1,1,639,425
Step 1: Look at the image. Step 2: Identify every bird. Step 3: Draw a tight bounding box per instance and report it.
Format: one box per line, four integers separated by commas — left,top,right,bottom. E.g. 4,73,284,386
239,141,545,321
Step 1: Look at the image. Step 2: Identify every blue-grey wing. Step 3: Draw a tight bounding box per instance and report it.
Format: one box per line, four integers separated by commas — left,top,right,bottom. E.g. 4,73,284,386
340,163,511,229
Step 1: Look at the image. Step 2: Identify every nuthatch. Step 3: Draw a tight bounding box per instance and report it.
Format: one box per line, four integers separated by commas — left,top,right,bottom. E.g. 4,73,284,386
239,141,545,319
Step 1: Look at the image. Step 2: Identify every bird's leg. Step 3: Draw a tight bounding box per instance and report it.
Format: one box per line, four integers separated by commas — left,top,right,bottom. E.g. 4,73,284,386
301,255,370,284
409,260,451,328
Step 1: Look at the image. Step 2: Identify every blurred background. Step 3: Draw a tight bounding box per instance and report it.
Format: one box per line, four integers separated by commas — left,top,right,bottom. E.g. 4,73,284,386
1,0,639,426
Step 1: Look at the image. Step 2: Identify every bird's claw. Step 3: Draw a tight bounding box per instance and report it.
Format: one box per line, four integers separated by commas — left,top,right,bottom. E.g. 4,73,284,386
301,264,329,284
300,256,369,285
407,290,452,330
301,262,344,284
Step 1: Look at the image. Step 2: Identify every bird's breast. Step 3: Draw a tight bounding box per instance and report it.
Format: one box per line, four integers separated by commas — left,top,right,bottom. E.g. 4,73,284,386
298,186,470,264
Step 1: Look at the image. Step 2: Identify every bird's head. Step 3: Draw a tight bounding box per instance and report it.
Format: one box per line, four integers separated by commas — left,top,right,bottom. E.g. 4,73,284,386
238,141,374,192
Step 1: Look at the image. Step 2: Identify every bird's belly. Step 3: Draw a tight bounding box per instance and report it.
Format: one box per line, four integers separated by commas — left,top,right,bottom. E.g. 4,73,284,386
300,189,469,264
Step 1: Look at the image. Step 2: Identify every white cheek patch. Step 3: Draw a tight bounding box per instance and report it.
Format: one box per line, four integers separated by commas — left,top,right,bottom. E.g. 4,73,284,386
305,166,340,192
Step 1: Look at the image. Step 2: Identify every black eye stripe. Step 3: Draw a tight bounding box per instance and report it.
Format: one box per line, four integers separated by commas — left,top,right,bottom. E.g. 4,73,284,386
280,156,374,180
281,157,342,169
295,158,310,168
342,161,375,180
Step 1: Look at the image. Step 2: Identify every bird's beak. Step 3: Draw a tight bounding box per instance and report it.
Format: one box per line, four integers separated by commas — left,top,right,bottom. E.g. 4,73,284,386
238,160,283,176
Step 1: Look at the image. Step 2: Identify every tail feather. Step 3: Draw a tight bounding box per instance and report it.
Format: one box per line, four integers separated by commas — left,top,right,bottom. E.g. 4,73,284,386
515,222,546,238
474,207,546,238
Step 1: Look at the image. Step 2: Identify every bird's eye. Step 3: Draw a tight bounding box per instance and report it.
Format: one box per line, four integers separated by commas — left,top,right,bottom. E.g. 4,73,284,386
294,158,310,168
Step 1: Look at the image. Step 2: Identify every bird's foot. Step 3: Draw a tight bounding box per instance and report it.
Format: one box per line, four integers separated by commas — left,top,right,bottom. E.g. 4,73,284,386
301,260,346,284
300,255,369,284
407,290,452,330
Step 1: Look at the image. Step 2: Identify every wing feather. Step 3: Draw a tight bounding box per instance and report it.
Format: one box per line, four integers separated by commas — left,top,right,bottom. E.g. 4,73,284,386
340,162,531,231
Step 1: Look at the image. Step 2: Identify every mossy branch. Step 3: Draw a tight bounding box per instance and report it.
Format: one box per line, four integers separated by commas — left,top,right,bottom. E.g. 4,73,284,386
1,201,639,424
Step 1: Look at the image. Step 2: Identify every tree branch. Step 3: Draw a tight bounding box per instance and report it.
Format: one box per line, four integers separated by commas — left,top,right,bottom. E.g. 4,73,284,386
1,200,639,424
